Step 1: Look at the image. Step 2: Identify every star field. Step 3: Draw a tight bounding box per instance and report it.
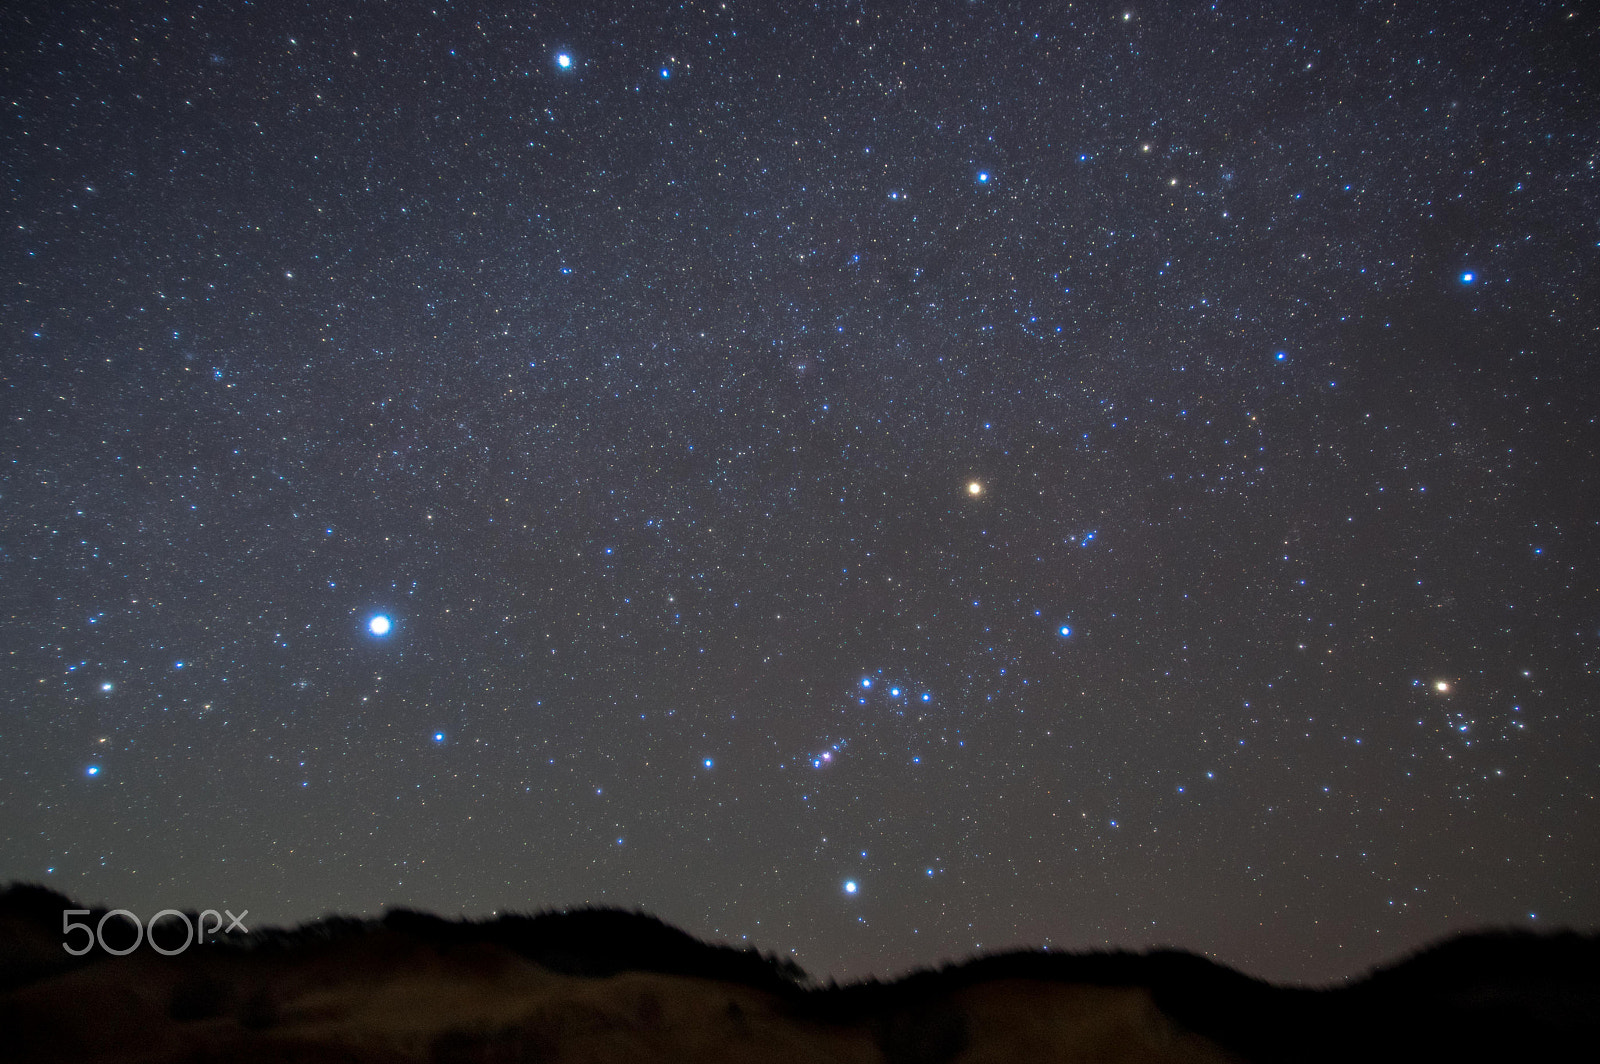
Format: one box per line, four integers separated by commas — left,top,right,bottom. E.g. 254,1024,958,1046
3,1,1598,984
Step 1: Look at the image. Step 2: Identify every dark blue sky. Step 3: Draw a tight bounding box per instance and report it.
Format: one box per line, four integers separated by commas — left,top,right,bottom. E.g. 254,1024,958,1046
3,0,1596,984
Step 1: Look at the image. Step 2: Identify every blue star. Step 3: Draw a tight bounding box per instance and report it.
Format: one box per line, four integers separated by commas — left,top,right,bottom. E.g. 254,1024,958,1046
1059,625,1073,638
660,67,670,78
843,880,858,894
433,732,445,743
556,52,572,69
703,757,714,768
861,678,872,688
369,615,392,636
976,171,990,184
86,766,100,777
1461,271,1474,283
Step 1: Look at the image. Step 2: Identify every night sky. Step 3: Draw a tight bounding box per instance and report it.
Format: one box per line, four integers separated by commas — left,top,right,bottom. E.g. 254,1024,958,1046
4,0,1598,986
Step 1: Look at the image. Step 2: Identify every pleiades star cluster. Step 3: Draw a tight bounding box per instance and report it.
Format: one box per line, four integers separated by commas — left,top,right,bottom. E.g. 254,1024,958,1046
3,1,1597,984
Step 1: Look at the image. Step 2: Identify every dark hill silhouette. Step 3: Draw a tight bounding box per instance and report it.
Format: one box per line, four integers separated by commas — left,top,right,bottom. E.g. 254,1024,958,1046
1,883,1594,1063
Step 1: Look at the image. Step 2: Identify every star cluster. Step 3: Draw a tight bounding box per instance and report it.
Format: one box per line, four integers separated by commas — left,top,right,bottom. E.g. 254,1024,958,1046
3,1,1597,984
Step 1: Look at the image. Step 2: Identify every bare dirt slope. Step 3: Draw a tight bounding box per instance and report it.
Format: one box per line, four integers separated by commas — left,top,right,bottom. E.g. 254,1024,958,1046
2,885,1592,1064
